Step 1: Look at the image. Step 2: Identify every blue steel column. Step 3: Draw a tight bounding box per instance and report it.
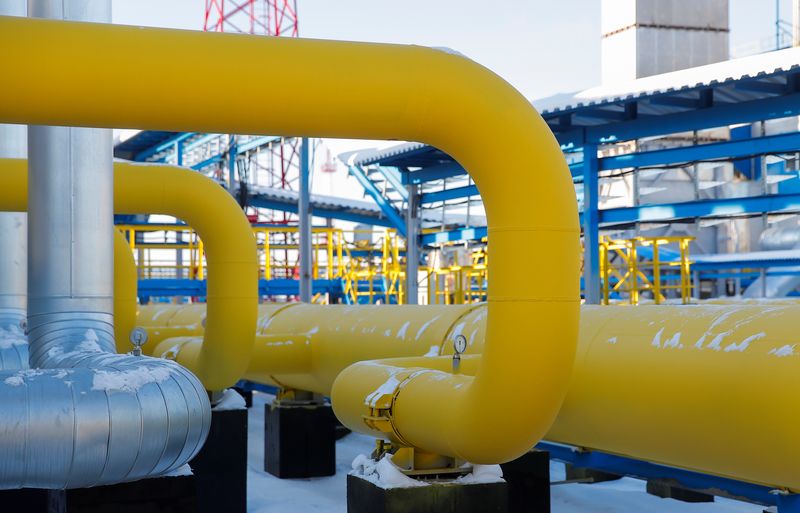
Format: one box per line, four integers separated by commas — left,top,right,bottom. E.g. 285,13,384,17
298,137,312,302
405,183,420,304
583,143,601,304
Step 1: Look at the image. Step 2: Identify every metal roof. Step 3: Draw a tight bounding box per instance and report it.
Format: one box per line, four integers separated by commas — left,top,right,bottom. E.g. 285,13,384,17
346,144,456,169
114,131,179,160
534,46,800,117
249,184,482,227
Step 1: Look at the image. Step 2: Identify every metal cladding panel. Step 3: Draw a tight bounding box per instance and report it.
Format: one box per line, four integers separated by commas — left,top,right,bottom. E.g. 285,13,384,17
636,26,728,79
635,0,729,29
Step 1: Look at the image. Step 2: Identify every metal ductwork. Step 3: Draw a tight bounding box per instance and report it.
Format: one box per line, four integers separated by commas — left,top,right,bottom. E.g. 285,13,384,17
0,0,211,489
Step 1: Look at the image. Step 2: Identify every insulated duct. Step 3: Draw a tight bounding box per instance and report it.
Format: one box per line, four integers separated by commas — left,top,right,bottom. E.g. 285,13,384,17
0,18,580,465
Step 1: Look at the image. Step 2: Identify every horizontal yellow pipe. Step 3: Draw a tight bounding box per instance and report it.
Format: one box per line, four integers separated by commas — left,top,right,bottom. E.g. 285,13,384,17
141,301,800,490
0,159,257,391
0,16,580,463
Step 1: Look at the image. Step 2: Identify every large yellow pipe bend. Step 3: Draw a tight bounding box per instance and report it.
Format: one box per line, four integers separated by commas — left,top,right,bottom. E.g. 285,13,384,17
0,17,580,463
0,159,258,391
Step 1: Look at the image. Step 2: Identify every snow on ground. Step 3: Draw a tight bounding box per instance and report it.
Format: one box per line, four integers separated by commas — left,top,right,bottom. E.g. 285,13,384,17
246,392,764,513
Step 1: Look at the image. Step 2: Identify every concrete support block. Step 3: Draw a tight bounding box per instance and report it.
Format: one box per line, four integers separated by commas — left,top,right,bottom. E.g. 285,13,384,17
646,480,714,503
564,463,622,483
0,475,198,513
190,408,248,513
501,450,551,513
264,401,335,478
346,473,508,513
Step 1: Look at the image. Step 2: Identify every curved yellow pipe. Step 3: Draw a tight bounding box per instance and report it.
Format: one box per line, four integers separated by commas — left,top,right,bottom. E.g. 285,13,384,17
0,16,579,464
0,159,257,391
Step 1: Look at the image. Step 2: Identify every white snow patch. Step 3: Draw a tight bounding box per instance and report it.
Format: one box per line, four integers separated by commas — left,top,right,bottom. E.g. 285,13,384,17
213,388,246,411
607,336,617,344
162,464,193,477
365,374,401,407
456,464,504,484
769,344,796,357
706,331,731,351
414,315,441,340
723,332,766,353
395,321,410,340
92,366,173,393
4,375,23,386
663,332,682,349
424,345,440,357
651,328,664,348
77,329,103,352
0,326,26,349
351,454,427,489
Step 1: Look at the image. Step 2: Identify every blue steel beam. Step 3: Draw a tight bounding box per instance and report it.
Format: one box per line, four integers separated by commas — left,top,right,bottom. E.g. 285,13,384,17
580,92,800,145
376,166,408,200
599,192,800,225
537,441,798,510
133,132,194,162
348,165,406,235
138,278,343,298
421,184,480,204
421,226,487,245
598,130,800,171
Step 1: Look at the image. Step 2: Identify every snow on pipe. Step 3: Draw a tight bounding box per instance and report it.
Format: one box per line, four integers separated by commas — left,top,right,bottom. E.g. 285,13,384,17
0,18,580,465
0,159,258,390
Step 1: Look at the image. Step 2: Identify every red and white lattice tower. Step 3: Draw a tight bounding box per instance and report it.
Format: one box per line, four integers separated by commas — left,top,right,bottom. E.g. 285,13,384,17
204,0,302,278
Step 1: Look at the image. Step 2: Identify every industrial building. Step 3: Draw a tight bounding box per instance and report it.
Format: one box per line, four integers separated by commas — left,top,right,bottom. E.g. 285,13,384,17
0,0,799,512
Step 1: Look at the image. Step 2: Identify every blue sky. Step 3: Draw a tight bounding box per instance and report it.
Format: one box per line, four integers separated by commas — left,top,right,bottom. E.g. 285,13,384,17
113,0,794,100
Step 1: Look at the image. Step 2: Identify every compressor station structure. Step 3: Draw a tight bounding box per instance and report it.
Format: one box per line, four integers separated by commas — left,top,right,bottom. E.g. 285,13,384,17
3,1,800,513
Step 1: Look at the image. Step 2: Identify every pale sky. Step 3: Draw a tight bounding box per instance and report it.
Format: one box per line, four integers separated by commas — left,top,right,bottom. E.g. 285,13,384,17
112,0,794,100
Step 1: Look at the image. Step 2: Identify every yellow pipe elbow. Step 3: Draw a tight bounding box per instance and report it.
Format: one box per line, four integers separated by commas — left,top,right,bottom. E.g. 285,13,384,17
0,17,579,463
0,159,257,391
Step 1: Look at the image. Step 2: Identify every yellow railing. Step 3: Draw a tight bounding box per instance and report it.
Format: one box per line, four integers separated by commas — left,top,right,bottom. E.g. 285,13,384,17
600,235,694,305
118,223,405,303
424,244,488,305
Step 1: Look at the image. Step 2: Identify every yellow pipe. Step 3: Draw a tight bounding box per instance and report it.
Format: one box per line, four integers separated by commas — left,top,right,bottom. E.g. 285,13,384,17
113,229,137,351
0,159,257,391
0,16,580,464
143,301,800,491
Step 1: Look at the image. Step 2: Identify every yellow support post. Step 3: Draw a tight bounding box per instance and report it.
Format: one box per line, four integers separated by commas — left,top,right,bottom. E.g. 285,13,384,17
653,240,661,305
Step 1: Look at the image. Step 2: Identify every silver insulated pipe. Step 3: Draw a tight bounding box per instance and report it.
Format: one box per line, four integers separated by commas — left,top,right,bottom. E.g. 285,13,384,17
0,0,211,489
0,0,28,369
